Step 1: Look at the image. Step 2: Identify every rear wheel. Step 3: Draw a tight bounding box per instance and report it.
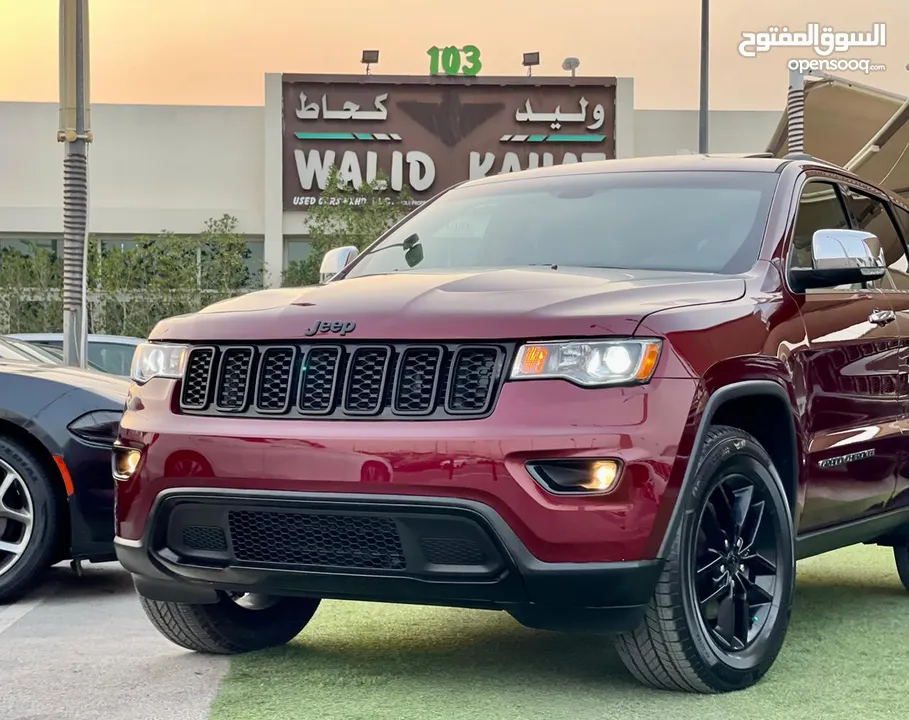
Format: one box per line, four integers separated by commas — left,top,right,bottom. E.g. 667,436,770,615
0,437,62,604
139,592,321,654
614,425,795,693
894,542,909,591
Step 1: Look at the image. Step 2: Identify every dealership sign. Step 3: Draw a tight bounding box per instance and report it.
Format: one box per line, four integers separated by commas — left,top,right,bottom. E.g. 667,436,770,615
281,74,617,210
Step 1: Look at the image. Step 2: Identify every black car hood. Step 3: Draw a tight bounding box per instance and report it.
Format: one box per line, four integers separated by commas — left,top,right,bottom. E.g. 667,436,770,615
0,361,130,405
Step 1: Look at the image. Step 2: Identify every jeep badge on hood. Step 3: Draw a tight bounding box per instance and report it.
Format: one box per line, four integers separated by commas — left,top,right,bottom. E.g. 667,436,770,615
303,320,357,337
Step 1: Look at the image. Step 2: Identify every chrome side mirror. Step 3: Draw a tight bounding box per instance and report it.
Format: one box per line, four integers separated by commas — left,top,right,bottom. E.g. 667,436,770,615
319,245,359,284
790,229,886,292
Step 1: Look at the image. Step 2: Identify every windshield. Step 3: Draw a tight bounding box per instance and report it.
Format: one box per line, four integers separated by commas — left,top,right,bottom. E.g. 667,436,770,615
343,170,779,278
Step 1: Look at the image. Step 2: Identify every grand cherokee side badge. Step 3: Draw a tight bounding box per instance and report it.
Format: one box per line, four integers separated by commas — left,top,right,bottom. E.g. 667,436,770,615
817,449,875,468
303,320,357,337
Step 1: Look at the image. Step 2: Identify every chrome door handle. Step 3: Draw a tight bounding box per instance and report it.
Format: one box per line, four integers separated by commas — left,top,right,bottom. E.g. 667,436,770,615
868,309,896,326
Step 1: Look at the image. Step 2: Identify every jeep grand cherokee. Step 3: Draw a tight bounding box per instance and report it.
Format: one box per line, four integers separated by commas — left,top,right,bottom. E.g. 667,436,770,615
113,154,909,693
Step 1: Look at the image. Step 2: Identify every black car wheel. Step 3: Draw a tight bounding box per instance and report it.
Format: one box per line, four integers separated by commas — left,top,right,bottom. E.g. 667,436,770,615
894,542,909,591
0,437,62,603
614,425,795,692
139,593,321,654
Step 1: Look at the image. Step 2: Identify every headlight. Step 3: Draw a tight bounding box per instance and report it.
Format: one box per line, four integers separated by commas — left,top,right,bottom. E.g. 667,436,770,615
68,409,123,446
510,339,662,387
130,342,188,384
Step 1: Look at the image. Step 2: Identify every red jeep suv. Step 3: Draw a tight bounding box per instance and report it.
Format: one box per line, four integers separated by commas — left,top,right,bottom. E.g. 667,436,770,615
114,154,909,693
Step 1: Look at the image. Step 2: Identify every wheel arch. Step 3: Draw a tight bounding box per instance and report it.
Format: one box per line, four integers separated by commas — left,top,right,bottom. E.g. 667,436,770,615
0,418,72,559
655,380,801,558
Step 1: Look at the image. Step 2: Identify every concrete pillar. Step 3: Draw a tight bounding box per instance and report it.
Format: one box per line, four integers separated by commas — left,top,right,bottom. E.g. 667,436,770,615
614,77,635,159
263,72,284,288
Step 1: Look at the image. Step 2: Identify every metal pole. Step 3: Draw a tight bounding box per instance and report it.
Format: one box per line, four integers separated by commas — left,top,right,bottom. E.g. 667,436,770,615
59,0,91,367
698,0,709,153
786,68,806,156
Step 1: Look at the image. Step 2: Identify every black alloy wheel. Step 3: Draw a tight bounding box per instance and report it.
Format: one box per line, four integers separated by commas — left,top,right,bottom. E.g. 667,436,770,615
614,425,795,693
692,474,780,653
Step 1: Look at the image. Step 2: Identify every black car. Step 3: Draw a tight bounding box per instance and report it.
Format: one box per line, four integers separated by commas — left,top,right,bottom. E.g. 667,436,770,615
0,357,129,602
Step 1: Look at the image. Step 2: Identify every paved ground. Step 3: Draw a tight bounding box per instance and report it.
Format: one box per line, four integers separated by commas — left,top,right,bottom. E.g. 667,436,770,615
0,561,228,720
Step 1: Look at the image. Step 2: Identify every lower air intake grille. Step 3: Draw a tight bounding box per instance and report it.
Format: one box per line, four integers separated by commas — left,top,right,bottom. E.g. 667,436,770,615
227,510,406,570
182,525,228,552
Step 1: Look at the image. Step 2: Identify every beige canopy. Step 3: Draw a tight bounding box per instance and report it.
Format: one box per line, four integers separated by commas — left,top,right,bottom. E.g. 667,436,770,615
766,73,909,200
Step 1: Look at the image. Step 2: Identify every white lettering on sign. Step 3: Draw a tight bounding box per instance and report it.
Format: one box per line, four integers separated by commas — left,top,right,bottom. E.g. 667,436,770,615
293,149,437,192
514,97,606,131
467,151,608,179
295,93,389,121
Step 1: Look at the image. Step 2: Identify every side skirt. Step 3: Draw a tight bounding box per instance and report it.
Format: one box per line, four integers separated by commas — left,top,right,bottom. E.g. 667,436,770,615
796,506,909,560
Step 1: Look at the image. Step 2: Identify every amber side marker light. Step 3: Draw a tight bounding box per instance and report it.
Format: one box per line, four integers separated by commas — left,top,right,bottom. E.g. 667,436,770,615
112,443,142,481
526,459,622,495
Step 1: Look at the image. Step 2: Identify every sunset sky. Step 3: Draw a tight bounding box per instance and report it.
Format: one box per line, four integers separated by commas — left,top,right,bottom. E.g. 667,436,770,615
0,0,906,110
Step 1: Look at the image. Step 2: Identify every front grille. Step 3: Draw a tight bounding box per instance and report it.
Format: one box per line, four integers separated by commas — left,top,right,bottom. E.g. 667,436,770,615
227,510,406,570
178,342,509,420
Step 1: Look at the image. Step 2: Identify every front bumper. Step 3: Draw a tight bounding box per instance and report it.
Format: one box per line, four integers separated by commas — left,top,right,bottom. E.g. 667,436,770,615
116,376,698,564
115,489,664,632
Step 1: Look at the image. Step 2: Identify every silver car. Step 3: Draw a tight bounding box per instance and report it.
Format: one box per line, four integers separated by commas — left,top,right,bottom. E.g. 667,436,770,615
8,333,143,376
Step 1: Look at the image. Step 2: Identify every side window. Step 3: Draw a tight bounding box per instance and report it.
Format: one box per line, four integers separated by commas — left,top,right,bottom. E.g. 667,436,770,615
87,342,137,376
789,181,853,292
893,201,909,245
841,187,909,291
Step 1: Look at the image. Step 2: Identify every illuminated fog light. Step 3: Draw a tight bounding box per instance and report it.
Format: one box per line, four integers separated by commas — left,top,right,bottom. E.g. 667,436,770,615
579,461,620,492
112,445,142,481
525,459,622,495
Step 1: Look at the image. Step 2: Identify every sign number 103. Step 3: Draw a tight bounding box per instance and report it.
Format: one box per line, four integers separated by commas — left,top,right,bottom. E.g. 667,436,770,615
427,45,482,77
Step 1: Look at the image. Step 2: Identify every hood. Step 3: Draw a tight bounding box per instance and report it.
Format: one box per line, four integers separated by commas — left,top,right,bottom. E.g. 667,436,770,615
0,361,130,405
150,268,746,342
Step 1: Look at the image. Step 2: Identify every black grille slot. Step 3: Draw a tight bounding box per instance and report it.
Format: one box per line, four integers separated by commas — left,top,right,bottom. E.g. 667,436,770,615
421,537,487,566
394,346,442,415
178,342,507,420
215,347,255,411
255,347,295,413
446,347,501,414
182,525,228,551
343,347,391,415
180,347,215,409
299,347,341,413
227,510,406,570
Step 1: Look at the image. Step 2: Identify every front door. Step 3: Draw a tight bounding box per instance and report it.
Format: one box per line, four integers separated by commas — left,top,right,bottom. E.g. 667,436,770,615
787,178,901,531
840,187,909,511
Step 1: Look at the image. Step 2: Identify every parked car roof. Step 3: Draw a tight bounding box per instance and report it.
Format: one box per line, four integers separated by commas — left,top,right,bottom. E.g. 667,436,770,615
9,333,144,345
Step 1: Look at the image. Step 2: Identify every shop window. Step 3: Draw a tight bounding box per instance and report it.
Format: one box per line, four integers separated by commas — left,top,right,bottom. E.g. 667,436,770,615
284,238,313,268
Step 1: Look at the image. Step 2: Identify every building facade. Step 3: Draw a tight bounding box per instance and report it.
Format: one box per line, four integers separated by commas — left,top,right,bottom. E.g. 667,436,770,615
0,73,782,288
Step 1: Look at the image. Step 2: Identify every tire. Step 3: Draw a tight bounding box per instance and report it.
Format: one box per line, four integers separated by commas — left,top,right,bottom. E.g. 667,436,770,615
894,542,909,591
614,425,796,693
139,593,321,654
0,437,63,604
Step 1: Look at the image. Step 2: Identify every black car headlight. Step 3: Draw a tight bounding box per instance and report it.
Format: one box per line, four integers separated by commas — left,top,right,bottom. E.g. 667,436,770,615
68,409,123,446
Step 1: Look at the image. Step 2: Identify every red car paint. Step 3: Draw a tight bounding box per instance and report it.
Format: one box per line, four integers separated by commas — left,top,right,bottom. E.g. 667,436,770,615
115,154,909,612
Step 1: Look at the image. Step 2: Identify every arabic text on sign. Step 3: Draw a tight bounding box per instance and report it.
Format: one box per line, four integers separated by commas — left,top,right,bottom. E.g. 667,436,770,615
738,22,886,58
513,97,605,131
295,93,389,121
426,45,482,77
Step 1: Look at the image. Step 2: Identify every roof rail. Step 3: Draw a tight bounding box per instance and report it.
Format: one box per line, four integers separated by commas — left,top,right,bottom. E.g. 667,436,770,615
782,152,843,168
743,152,775,158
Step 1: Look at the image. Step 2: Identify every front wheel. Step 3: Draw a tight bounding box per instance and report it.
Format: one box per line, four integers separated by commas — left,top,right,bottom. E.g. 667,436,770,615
614,425,796,693
139,592,321,654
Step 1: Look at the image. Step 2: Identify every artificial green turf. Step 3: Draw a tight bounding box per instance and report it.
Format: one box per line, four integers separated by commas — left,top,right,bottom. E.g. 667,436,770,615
209,545,909,720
